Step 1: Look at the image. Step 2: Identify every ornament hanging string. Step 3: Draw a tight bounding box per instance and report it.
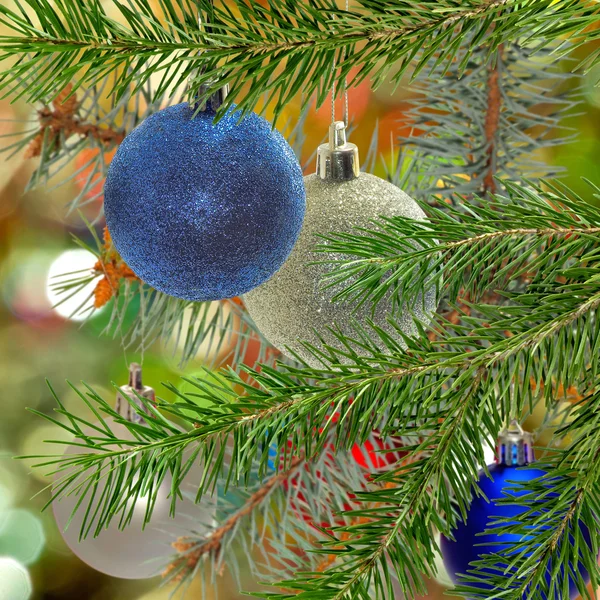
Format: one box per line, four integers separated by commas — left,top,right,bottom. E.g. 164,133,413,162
331,0,349,127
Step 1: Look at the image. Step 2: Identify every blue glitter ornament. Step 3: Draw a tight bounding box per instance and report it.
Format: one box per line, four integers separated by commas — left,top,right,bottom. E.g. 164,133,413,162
104,102,305,301
440,422,591,599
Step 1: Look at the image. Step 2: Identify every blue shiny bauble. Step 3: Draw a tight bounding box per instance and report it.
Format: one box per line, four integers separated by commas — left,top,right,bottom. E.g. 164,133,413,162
441,464,591,599
104,103,305,301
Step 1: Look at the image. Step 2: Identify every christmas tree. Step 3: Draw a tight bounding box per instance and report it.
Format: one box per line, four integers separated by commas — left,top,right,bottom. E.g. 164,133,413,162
2,0,600,598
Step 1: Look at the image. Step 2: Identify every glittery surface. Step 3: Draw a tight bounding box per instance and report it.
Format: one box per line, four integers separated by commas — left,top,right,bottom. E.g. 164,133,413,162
104,103,305,301
244,173,438,367
441,464,591,598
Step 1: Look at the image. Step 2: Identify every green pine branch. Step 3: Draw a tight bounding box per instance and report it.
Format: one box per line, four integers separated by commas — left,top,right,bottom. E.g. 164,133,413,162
316,180,600,313
451,390,600,599
399,41,578,200
27,230,600,553
27,172,600,597
1,0,600,119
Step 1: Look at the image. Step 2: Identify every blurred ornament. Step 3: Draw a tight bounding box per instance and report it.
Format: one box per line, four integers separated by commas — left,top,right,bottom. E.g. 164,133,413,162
104,89,306,302
351,431,405,472
245,121,437,367
524,381,581,450
269,427,405,533
20,423,74,484
0,557,32,600
440,421,591,599
46,248,101,321
53,364,216,579
523,400,574,450
1,248,57,325
0,509,45,565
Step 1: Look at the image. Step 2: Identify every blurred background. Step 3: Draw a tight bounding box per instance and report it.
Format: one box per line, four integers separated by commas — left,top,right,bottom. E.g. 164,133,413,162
1,2,600,599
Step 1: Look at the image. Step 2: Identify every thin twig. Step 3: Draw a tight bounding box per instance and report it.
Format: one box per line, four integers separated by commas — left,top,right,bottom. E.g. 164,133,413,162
165,455,305,580
482,45,504,194
25,84,124,159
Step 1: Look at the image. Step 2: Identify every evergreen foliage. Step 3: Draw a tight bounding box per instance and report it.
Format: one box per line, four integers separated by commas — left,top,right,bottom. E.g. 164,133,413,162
2,0,600,598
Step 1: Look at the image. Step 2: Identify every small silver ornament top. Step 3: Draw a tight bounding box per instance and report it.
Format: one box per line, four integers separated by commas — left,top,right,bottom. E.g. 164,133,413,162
496,420,534,466
116,363,156,424
195,80,229,113
316,121,360,181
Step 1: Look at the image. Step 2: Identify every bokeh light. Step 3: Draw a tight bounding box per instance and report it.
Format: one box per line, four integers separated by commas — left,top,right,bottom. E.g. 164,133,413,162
0,557,32,600
46,248,100,321
0,484,14,532
19,422,74,483
1,248,56,324
0,509,45,565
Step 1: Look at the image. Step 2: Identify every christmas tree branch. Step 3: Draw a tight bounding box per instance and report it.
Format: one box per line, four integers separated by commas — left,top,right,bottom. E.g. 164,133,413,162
399,41,577,200
482,45,503,194
24,83,124,159
452,391,600,599
0,0,599,119
31,267,600,549
165,454,305,581
264,375,492,599
317,180,600,311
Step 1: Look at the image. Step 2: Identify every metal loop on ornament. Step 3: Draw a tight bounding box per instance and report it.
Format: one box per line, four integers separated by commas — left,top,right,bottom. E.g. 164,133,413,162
316,121,360,181
496,419,535,466
115,363,156,424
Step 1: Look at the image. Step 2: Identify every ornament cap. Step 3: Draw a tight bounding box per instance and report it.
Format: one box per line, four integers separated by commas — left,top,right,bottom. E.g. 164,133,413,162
496,420,534,466
116,363,156,424
194,81,229,113
316,121,360,181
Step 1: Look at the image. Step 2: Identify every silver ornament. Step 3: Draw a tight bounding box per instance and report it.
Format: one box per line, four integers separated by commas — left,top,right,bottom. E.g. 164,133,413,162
244,122,437,367
53,365,215,579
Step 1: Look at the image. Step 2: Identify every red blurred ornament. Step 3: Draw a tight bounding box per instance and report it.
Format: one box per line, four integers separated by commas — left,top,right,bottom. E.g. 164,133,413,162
351,434,405,471
275,430,405,533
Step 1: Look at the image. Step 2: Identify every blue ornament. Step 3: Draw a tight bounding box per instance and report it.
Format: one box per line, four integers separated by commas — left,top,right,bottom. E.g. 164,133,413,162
104,102,305,301
441,423,591,599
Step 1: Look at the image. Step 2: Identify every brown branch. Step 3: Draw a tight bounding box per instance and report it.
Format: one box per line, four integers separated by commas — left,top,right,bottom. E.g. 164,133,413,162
25,84,124,159
164,455,305,581
93,227,139,308
482,45,504,194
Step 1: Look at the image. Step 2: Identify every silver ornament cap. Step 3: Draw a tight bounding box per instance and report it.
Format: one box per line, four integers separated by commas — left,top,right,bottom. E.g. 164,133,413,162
316,121,360,181
496,420,534,467
115,363,155,424
195,80,229,113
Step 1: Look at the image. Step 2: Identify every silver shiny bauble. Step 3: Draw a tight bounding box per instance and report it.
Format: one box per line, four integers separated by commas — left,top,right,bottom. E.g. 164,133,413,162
53,420,214,579
244,172,437,367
